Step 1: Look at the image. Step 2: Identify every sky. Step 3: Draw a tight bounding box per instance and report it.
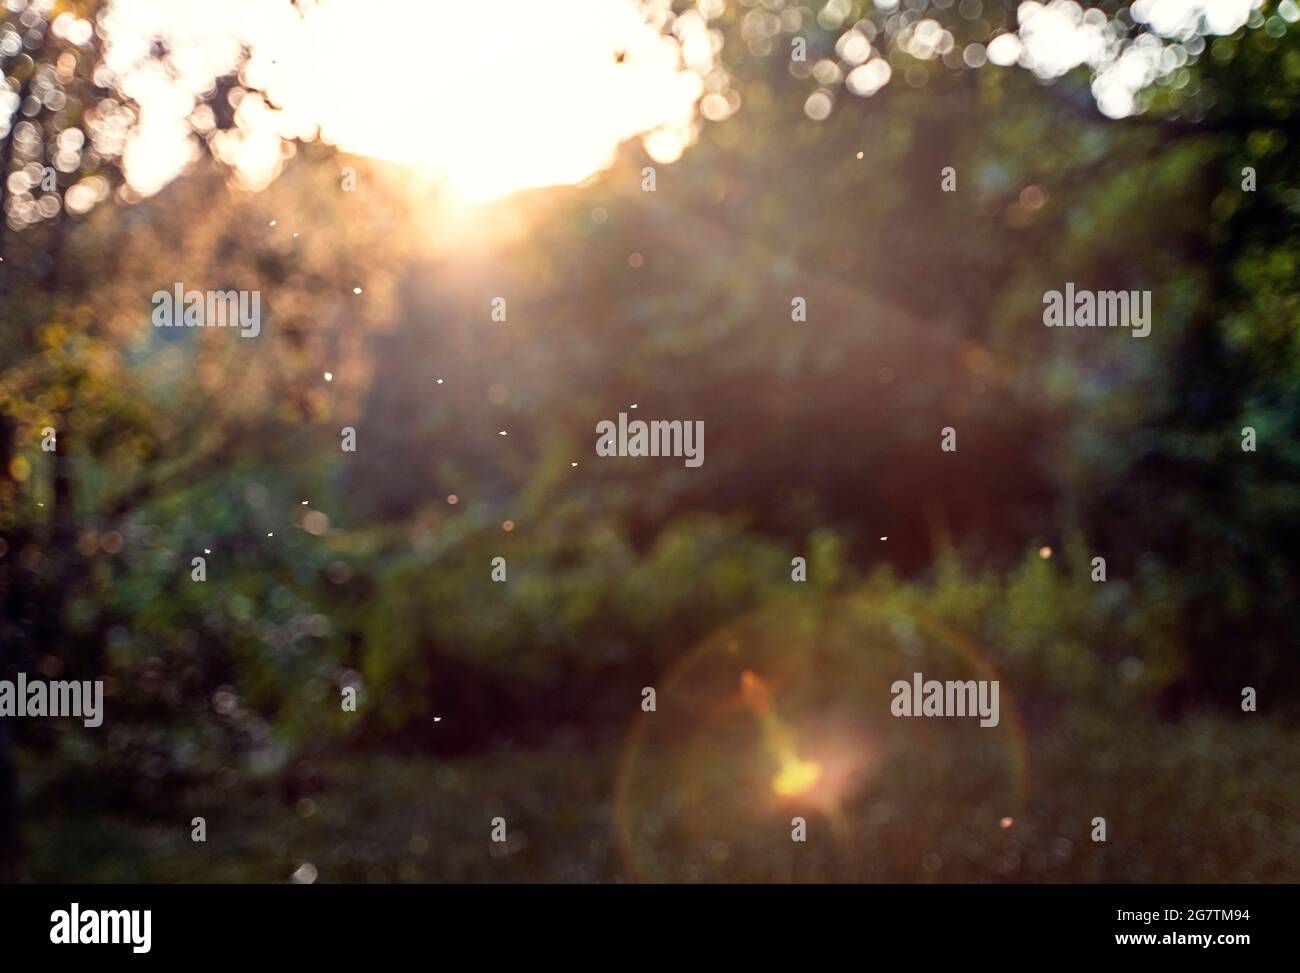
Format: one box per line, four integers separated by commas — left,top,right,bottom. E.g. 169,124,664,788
95,0,716,201
61,0,1276,202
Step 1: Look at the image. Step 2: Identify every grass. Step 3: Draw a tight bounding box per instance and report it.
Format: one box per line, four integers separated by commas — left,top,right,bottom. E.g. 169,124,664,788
17,711,1300,883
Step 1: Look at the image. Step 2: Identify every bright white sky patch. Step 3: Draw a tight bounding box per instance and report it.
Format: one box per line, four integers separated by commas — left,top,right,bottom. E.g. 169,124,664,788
100,0,714,201
999,0,1264,118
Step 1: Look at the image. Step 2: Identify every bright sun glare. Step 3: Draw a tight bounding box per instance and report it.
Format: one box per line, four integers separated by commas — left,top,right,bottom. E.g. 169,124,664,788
102,0,715,203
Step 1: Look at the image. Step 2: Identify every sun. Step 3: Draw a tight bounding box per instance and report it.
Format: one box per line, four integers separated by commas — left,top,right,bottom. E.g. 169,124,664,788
105,0,714,203
264,0,707,203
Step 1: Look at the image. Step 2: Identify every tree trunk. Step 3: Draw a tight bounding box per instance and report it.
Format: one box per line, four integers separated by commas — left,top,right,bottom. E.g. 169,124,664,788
0,407,18,877
0,720,16,879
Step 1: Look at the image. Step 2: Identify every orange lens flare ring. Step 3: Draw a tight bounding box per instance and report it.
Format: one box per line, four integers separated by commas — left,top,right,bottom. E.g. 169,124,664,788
612,595,1031,882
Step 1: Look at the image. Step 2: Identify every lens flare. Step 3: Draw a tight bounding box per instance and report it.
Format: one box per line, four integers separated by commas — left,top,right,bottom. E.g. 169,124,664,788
613,594,1030,882
772,758,824,798
740,671,824,798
